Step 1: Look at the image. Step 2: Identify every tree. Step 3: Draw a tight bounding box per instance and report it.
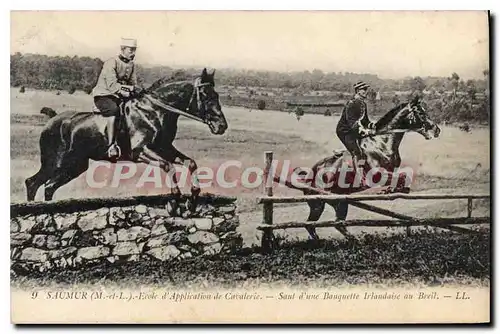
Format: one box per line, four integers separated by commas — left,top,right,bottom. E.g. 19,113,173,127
458,80,466,92
466,80,477,103
483,69,490,94
294,106,304,121
367,88,377,102
410,76,426,95
392,94,400,106
449,72,460,100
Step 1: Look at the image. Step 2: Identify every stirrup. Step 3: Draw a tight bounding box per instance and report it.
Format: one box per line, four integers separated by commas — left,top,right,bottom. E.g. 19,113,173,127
107,143,121,159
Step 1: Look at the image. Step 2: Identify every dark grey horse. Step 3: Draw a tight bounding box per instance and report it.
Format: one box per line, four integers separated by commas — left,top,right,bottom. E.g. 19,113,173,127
301,96,441,239
25,68,228,215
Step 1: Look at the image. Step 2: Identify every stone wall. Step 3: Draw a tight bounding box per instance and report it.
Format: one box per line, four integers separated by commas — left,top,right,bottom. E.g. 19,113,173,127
10,195,241,274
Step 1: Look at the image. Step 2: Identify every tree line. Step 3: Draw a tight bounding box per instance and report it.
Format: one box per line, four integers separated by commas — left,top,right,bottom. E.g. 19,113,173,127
11,52,488,93
11,52,489,124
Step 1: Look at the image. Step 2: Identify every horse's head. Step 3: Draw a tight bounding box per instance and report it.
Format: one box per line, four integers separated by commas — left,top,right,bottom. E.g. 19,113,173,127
378,95,441,140
403,95,441,139
147,68,228,135
189,68,228,135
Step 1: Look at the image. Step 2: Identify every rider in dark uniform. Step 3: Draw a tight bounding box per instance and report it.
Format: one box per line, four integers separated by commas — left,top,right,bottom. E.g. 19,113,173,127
336,81,376,171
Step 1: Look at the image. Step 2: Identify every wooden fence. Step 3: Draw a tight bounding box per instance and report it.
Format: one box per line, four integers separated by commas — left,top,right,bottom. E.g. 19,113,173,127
257,151,490,252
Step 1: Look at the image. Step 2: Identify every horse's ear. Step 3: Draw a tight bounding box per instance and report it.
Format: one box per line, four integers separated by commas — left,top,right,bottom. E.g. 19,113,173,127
201,68,208,78
210,69,216,77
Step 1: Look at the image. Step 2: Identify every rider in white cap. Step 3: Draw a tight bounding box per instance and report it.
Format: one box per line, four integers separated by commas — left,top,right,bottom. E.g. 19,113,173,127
92,38,143,159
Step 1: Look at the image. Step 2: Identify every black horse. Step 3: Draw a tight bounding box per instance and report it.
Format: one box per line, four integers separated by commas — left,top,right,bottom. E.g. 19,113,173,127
25,68,228,216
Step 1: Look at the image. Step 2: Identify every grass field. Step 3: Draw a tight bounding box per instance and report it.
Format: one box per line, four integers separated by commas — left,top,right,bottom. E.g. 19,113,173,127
10,87,491,287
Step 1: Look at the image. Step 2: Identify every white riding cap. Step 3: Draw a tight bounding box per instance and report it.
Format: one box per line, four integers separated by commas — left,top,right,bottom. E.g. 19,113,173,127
121,38,137,48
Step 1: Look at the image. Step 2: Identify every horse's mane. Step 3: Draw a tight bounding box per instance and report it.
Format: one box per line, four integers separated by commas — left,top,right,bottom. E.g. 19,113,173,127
375,102,409,128
146,70,193,92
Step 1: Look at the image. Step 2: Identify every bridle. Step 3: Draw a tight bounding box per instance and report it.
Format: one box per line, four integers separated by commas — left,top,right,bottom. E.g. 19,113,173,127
142,76,212,124
373,103,428,136
186,76,213,119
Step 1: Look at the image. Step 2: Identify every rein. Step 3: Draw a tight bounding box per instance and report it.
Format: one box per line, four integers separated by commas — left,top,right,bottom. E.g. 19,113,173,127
144,95,205,123
143,76,211,124
375,128,412,135
371,103,421,136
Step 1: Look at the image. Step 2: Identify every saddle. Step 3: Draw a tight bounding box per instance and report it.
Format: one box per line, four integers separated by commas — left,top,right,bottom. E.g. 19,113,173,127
91,99,131,116
91,99,133,160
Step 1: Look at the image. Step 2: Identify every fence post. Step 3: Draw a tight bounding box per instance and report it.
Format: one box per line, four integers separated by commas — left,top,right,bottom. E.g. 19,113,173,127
467,198,473,218
261,151,274,252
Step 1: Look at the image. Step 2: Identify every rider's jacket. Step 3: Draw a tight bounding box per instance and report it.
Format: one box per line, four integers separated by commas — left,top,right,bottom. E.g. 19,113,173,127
92,55,137,98
336,96,371,136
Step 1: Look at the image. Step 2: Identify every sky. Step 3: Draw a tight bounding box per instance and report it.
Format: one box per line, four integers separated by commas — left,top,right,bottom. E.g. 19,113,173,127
10,10,490,80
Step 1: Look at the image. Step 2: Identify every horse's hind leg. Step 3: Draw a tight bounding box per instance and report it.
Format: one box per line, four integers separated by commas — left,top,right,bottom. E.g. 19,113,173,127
327,200,348,220
26,124,65,201
25,148,60,201
305,199,325,240
44,158,89,201
326,200,354,241
25,165,53,201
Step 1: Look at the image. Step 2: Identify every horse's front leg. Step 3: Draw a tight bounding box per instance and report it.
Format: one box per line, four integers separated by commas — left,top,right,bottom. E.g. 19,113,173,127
171,148,200,216
137,147,183,216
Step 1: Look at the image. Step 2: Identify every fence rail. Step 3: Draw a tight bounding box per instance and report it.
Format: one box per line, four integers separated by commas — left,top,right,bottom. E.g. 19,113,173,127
257,193,490,204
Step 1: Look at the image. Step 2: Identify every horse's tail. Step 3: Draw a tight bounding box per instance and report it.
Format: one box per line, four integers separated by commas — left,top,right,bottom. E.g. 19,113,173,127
40,107,57,118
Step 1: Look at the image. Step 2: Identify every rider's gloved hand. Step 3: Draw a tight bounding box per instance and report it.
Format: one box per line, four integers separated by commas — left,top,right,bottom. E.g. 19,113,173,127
119,85,133,98
359,128,369,137
359,127,376,137
133,85,144,96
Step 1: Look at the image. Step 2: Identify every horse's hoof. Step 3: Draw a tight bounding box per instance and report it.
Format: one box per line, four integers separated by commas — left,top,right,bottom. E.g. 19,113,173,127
308,235,320,242
175,205,183,217
166,200,179,217
396,187,411,194
181,204,195,218
185,198,198,216
377,186,393,194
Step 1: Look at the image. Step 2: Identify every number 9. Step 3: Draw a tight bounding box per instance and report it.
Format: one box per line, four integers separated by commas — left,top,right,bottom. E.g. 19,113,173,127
31,292,38,299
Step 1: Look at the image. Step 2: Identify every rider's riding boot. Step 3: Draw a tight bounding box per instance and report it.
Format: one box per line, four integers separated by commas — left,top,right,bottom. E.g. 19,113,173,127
353,155,368,188
107,116,121,159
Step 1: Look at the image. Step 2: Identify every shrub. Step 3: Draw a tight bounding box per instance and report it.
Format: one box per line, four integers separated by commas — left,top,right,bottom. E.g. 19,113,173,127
257,100,266,110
